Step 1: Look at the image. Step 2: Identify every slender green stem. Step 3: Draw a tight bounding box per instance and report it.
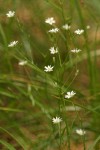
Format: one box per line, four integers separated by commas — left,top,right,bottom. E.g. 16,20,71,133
58,123,62,150
58,84,62,149
59,0,70,58
83,134,86,150
64,119,71,150
80,120,86,150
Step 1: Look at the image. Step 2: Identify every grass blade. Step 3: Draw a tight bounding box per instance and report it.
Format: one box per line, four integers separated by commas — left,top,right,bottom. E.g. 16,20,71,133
88,136,100,150
0,139,16,150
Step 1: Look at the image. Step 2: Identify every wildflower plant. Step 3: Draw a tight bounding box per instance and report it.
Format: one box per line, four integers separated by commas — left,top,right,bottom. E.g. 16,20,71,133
0,1,100,150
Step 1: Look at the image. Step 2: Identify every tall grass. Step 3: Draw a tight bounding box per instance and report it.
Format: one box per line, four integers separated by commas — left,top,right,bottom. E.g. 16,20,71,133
0,0,100,149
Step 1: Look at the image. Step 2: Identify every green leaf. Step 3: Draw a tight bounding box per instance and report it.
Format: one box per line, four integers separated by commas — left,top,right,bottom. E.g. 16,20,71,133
0,139,16,150
0,127,29,150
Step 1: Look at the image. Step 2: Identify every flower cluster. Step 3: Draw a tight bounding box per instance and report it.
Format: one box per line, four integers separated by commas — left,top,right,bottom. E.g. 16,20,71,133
45,17,59,33
44,17,59,73
45,16,88,139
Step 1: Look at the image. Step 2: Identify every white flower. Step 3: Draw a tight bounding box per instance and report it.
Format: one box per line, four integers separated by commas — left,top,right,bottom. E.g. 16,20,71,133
48,28,59,33
76,129,86,136
45,17,55,25
8,41,18,47
6,11,15,17
71,48,81,53
86,25,90,29
65,91,76,99
18,60,27,66
62,24,70,30
52,117,62,124
74,29,84,35
44,65,54,72
49,47,58,54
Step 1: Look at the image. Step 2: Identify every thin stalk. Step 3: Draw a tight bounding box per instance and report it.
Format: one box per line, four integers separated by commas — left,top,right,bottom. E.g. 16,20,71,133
59,0,70,58
80,119,86,150
93,24,99,93
83,134,86,150
62,97,71,150
58,80,62,149
58,51,62,67
58,123,62,150
60,89,71,150
64,119,71,150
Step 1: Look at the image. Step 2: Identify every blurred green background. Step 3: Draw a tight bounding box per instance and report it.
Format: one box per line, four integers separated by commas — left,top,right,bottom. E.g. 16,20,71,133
0,0,100,149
